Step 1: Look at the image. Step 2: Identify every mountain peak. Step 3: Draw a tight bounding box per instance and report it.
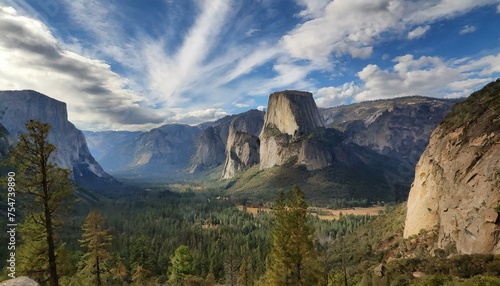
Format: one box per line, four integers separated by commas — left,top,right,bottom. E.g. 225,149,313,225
263,90,324,139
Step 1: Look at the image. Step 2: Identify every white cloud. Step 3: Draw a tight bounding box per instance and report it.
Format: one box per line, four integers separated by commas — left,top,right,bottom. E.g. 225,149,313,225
349,46,373,59
282,0,403,62
295,0,331,18
170,108,229,125
447,77,491,91
0,6,164,130
497,4,500,13
459,25,477,34
354,53,500,102
315,82,361,107
233,102,250,108
283,0,499,62
407,0,500,23
245,28,261,37
246,59,326,96
407,25,431,40
312,52,500,106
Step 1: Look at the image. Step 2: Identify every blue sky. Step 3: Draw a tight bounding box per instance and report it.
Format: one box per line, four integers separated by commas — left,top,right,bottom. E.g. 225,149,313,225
1,0,500,130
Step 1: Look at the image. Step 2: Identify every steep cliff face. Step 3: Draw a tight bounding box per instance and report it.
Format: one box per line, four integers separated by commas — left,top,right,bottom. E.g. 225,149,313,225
260,91,330,170
221,110,264,179
404,80,500,254
189,126,226,173
263,90,324,138
189,115,236,173
0,90,117,192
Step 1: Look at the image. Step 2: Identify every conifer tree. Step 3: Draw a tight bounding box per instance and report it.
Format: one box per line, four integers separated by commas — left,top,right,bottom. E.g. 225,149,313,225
16,218,73,283
224,242,239,286
78,210,113,286
111,257,129,285
265,186,320,286
8,120,73,286
131,265,153,286
168,245,195,286
237,255,252,286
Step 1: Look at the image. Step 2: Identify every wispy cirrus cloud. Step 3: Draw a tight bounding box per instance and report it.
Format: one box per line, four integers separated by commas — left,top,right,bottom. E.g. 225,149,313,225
459,25,477,34
408,25,431,40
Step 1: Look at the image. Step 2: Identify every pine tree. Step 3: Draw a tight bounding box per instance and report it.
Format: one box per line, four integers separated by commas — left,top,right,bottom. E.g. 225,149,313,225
237,256,251,286
168,245,195,286
16,218,73,283
265,186,320,286
78,210,113,286
131,265,153,286
8,120,73,286
111,257,129,285
205,266,216,286
224,242,239,286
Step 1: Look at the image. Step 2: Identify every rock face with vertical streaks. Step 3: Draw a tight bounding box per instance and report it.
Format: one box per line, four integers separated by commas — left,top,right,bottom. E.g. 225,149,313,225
259,90,332,170
221,110,264,179
404,80,500,254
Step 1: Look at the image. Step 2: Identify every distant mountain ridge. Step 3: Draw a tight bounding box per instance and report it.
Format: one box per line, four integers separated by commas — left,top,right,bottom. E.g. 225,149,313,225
0,90,118,193
320,96,462,167
83,94,458,199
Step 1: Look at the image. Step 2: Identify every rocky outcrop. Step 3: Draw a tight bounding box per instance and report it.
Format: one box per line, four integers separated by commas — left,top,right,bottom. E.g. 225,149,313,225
404,80,500,254
263,91,323,138
0,276,39,286
189,126,227,173
0,90,118,193
221,110,264,179
189,115,236,173
259,91,330,170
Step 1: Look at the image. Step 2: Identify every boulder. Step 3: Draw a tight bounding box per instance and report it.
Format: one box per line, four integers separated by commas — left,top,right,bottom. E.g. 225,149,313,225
0,276,39,286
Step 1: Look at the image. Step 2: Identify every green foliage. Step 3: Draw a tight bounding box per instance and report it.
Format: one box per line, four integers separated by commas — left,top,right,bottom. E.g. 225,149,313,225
77,210,113,286
264,186,321,285
441,79,500,134
494,204,500,213
168,245,195,285
16,217,74,283
81,191,272,284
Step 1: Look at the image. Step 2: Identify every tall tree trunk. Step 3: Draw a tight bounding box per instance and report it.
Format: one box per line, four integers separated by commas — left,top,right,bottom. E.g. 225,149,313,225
43,157,59,286
45,208,59,286
96,255,102,286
